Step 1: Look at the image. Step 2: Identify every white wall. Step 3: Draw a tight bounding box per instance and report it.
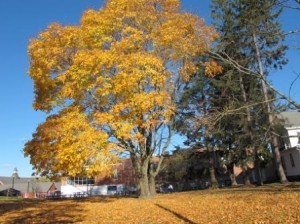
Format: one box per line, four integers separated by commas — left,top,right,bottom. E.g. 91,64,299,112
89,185,108,195
61,185,86,196
281,149,300,177
61,184,124,196
286,127,300,148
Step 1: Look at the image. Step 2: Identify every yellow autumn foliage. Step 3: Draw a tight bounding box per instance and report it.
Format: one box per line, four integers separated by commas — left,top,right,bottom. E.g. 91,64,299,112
26,0,219,177
24,107,119,177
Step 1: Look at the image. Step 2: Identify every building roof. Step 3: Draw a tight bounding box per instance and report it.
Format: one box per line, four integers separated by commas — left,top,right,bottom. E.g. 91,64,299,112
0,176,34,185
279,111,300,128
0,182,60,194
0,176,60,193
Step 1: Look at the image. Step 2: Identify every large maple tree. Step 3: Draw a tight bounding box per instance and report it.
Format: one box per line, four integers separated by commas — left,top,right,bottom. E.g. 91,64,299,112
24,0,218,197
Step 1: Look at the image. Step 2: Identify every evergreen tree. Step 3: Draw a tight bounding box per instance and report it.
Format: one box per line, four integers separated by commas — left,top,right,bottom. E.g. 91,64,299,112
175,69,221,188
211,0,288,183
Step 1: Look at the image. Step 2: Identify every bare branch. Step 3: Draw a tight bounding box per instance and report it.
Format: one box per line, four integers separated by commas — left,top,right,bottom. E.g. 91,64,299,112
289,71,300,100
213,98,277,124
284,29,300,36
208,51,300,109
278,0,300,10
208,51,261,79
150,125,172,177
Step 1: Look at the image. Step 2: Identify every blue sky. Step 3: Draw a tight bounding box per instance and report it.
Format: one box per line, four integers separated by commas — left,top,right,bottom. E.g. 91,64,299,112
0,0,299,177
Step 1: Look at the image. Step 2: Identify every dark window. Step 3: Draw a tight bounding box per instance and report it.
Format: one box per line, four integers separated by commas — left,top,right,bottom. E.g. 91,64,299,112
107,185,117,191
69,177,95,185
289,153,295,167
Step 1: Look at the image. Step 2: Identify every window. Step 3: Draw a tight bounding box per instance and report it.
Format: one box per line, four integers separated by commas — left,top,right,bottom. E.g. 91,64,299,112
68,177,95,185
107,185,117,191
289,153,295,167
107,185,117,195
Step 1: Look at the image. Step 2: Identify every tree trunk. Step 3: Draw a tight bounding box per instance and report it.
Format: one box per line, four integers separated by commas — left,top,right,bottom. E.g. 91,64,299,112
240,75,259,186
228,163,238,186
209,167,218,189
138,167,151,198
254,152,263,186
271,135,288,183
243,169,251,186
131,155,152,198
230,172,237,186
148,174,156,196
209,152,218,189
252,33,288,183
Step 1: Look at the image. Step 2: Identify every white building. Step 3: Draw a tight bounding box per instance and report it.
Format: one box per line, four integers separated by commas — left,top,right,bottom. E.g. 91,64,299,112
60,177,125,197
60,159,137,197
279,111,300,180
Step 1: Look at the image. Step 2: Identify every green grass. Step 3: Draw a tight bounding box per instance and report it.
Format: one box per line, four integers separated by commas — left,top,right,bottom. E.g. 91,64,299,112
0,196,21,201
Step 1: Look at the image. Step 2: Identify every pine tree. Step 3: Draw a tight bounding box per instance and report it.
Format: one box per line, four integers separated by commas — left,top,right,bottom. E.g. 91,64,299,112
211,0,288,183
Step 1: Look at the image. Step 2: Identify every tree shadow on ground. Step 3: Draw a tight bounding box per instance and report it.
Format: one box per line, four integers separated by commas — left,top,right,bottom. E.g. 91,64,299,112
0,196,137,224
0,199,84,224
0,199,43,217
0,196,121,224
155,203,196,224
70,194,137,204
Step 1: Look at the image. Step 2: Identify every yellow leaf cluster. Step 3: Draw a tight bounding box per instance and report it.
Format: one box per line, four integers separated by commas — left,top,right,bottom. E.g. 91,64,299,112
204,60,223,78
24,107,119,177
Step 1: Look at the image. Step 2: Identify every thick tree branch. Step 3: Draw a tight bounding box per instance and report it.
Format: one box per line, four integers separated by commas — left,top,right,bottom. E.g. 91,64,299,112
150,125,172,177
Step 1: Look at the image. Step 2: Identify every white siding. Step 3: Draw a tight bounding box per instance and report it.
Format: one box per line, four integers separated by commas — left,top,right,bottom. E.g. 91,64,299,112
89,185,108,195
61,185,86,196
61,184,124,196
286,127,300,148
281,149,300,176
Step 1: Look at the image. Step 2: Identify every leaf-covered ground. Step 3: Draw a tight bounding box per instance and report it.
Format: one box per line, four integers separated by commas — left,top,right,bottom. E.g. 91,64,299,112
1,185,300,223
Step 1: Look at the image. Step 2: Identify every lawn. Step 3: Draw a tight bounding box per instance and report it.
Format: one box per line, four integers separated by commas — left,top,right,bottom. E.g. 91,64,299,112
0,196,21,201
1,185,300,223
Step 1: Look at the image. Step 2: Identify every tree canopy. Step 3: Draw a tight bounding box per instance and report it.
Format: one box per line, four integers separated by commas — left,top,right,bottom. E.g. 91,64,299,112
24,0,218,197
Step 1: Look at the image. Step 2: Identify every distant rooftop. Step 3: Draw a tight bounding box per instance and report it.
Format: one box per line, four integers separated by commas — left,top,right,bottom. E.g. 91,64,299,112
0,176,34,185
0,176,61,193
279,111,300,127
